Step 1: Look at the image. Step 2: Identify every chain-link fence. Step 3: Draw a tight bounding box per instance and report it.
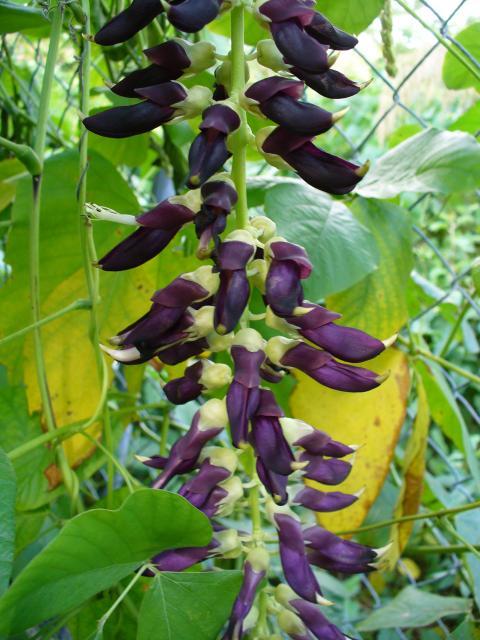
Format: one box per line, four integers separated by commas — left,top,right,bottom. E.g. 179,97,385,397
0,0,479,637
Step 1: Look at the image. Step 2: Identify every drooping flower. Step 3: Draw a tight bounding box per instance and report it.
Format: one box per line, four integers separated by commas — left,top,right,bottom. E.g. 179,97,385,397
163,359,232,404
112,39,216,98
245,76,346,136
187,104,241,187
266,337,387,392
165,0,223,33
195,176,238,258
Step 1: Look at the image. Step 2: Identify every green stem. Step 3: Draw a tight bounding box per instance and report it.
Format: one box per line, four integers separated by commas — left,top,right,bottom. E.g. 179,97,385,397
441,516,480,560
30,0,79,510
398,335,480,386
78,0,114,508
407,543,480,555
394,0,480,83
0,299,90,347
159,409,170,457
438,301,469,357
230,5,249,230
335,499,480,536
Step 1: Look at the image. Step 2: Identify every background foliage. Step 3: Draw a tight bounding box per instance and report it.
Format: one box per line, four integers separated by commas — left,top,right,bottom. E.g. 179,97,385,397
0,0,479,637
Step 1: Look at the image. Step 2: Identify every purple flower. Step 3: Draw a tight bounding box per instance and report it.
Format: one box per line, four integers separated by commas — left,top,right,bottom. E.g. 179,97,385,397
274,512,322,603
214,231,256,334
256,457,289,505
83,81,190,138
166,0,222,33
303,526,382,575
94,0,163,45
293,486,358,512
195,178,238,258
245,76,345,136
278,610,313,640
261,127,368,195
299,453,352,485
250,389,294,477
268,303,389,363
266,338,387,393
226,330,266,448
279,418,357,458
304,12,358,50
187,104,241,187
101,267,219,362
223,548,269,640
112,39,215,98
163,359,232,404
97,196,196,271
292,66,367,99
141,398,228,489
265,239,312,316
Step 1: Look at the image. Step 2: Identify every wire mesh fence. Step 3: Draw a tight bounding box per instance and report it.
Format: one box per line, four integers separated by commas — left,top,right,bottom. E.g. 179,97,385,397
0,0,479,637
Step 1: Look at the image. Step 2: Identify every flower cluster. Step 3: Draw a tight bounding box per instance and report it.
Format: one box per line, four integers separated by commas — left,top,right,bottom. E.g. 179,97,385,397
86,1,392,637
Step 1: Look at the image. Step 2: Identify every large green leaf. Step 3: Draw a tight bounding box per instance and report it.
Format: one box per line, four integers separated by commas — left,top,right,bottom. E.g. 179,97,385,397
357,586,471,631
316,0,384,35
327,198,413,338
0,446,16,595
0,367,53,511
0,489,212,635
264,183,379,299
356,128,480,198
137,571,243,640
0,1,48,34
456,511,480,611
442,23,480,92
448,101,480,134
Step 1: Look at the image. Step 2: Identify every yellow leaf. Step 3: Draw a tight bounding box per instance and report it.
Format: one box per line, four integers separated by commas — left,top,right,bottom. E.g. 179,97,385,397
388,371,430,567
289,347,410,533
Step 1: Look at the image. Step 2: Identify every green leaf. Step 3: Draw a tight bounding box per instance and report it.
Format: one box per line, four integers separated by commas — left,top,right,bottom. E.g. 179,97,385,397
88,131,150,168
316,0,384,35
456,511,480,611
452,616,480,640
0,489,212,636
327,198,413,338
0,1,48,34
264,183,379,299
356,128,480,198
448,101,480,134
137,571,243,640
357,586,471,631
0,446,16,595
0,367,53,511
442,23,480,92
414,359,480,489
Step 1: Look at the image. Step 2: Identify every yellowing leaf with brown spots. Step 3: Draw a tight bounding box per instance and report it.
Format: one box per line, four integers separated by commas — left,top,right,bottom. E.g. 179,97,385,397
290,348,410,532
388,370,430,568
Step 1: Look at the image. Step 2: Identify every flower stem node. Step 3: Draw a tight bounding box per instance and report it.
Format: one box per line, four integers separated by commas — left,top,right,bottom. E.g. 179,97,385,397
217,476,244,516
214,529,243,559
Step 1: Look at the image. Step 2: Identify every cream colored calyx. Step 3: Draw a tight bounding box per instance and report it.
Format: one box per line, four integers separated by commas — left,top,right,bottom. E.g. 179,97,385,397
183,265,220,296
233,327,265,352
198,397,228,430
199,361,232,388
265,336,299,366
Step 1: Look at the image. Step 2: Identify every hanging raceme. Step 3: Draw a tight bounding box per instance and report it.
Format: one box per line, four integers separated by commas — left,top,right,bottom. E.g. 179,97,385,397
84,0,395,637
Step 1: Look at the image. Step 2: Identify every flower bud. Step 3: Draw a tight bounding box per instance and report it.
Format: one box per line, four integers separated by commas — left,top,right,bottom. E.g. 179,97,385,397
93,0,163,46
163,359,231,404
249,216,277,242
294,486,358,513
165,0,222,33
256,38,290,72
293,66,367,99
198,397,228,431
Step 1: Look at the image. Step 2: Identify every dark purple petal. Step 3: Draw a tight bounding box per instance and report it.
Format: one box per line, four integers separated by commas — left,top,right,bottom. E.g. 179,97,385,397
293,67,363,99
259,0,315,25
135,81,187,105
307,550,375,574
179,459,231,507
214,270,251,334
269,241,312,279
187,131,230,188
151,545,211,572
305,12,358,50
139,454,168,469
262,127,311,156
266,260,304,316
227,381,260,448
301,322,385,363
201,179,238,212
270,21,329,74
97,226,178,271
275,514,322,602
284,304,340,331
200,104,241,135
310,358,384,392
260,360,286,383
152,275,209,307
136,199,195,230
256,458,289,504
303,526,377,565
295,431,355,458
216,240,255,271
163,375,203,404
285,141,363,195
261,94,335,136
144,39,191,68
245,76,304,103
201,485,228,518
291,599,346,640
252,415,294,475
116,303,185,348
281,342,332,371
94,0,163,45
301,454,352,485
111,65,182,98
231,346,265,388
158,337,208,365
294,487,357,512
83,101,174,138
167,0,221,33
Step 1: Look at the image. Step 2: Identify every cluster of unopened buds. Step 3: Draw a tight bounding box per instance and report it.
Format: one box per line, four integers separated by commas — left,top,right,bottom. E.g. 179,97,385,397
84,1,393,637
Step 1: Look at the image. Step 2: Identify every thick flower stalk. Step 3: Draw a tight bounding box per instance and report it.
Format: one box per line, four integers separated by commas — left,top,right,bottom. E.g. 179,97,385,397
86,1,393,636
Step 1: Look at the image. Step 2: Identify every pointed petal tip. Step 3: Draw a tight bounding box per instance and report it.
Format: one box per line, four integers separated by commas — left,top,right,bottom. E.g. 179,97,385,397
375,370,390,385
332,106,349,123
353,486,366,498
375,542,393,558
355,159,370,178
100,344,141,362
316,594,335,607
328,51,341,67
383,333,398,348
134,454,150,463
358,78,374,90
83,33,95,42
